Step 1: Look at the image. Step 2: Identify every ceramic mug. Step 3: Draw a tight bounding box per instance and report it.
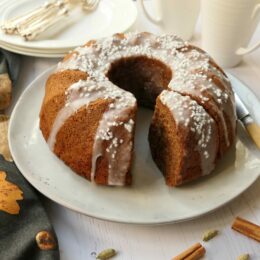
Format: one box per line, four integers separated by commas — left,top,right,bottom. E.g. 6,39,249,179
201,0,260,68
138,0,200,40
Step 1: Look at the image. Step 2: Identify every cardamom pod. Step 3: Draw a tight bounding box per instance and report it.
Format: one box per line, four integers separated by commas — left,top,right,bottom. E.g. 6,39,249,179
202,229,218,241
237,254,250,260
96,248,117,260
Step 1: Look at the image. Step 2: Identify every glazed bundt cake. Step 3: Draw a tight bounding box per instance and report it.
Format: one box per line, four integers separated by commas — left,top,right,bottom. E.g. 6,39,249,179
39,32,236,187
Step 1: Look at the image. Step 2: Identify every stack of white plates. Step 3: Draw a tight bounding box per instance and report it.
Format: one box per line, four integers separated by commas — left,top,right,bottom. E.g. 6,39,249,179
0,0,137,58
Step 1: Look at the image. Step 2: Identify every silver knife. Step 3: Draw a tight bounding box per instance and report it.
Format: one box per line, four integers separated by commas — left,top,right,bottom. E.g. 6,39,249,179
235,92,260,148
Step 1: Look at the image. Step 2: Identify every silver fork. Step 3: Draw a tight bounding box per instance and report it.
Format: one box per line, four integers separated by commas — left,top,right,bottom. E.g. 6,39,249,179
1,0,100,40
82,0,100,11
19,1,70,41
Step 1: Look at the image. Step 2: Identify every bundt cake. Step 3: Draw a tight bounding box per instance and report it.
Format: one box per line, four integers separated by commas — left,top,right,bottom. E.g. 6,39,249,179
39,32,236,187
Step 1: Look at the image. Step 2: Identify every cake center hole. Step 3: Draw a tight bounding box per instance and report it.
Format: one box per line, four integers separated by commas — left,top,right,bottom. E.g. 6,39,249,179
107,56,172,108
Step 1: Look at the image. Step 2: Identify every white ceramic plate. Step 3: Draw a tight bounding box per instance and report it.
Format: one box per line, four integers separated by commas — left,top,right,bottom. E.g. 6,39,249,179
0,40,71,53
9,68,260,224
0,41,66,58
0,0,137,50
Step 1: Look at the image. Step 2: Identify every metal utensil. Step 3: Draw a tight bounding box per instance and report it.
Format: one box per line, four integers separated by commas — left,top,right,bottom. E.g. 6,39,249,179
18,1,69,41
235,92,260,148
82,0,100,11
1,1,69,40
1,0,100,41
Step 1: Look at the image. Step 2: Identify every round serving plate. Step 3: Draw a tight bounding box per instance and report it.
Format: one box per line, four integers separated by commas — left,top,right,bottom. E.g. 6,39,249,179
9,68,260,225
0,0,137,50
0,41,66,58
0,40,71,54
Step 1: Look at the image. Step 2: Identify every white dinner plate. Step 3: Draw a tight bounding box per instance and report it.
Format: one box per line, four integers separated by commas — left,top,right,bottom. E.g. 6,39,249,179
0,0,137,50
0,40,71,54
0,41,67,58
9,68,260,224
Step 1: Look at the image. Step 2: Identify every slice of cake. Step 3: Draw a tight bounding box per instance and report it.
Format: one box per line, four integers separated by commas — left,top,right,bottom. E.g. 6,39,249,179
149,91,218,186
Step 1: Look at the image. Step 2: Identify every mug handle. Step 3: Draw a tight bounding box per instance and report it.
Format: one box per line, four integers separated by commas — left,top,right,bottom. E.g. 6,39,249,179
236,4,260,55
138,0,162,24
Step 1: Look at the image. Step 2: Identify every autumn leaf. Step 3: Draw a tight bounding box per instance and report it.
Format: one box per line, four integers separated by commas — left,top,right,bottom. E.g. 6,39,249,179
0,171,23,214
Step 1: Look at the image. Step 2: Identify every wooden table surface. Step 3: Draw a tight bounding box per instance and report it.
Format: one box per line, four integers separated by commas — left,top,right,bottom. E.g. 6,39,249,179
8,2,260,260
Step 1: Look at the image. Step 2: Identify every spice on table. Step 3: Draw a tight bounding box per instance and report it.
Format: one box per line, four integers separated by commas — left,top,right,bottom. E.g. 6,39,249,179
0,115,12,162
172,242,205,260
202,229,218,242
237,254,250,260
96,248,117,260
36,230,57,250
232,217,260,242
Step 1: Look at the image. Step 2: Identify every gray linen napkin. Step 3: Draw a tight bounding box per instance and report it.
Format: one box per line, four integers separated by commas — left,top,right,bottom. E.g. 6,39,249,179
0,49,60,260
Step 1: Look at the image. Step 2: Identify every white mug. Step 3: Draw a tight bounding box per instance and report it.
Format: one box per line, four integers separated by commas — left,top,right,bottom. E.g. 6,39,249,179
201,0,260,68
138,0,200,40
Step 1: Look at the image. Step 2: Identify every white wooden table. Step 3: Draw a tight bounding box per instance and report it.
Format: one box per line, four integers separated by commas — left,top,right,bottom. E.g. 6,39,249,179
9,3,260,260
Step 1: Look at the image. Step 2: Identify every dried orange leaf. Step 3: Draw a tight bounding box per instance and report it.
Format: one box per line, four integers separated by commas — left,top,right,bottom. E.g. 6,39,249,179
0,171,23,214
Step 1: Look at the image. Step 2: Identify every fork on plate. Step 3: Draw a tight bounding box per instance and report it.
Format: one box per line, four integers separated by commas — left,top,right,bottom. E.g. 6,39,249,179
1,0,100,41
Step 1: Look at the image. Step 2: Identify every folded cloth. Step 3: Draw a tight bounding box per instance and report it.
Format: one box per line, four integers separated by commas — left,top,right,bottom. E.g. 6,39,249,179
0,49,20,84
0,50,60,260
0,49,21,110
0,156,60,260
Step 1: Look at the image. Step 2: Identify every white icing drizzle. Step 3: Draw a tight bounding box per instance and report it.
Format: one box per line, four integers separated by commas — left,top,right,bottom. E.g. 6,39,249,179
57,33,186,79
160,91,217,175
49,32,236,184
57,32,235,147
167,49,236,147
47,80,136,185
169,75,230,146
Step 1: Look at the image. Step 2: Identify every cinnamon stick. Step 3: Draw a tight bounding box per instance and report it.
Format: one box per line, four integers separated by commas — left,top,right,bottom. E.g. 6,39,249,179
232,217,260,242
172,242,206,260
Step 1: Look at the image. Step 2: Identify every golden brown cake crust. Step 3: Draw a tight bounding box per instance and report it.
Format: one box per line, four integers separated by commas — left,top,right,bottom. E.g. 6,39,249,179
150,93,218,186
39,32,236,187
54,100,110,181
40,70,88,140
149,99,203,186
